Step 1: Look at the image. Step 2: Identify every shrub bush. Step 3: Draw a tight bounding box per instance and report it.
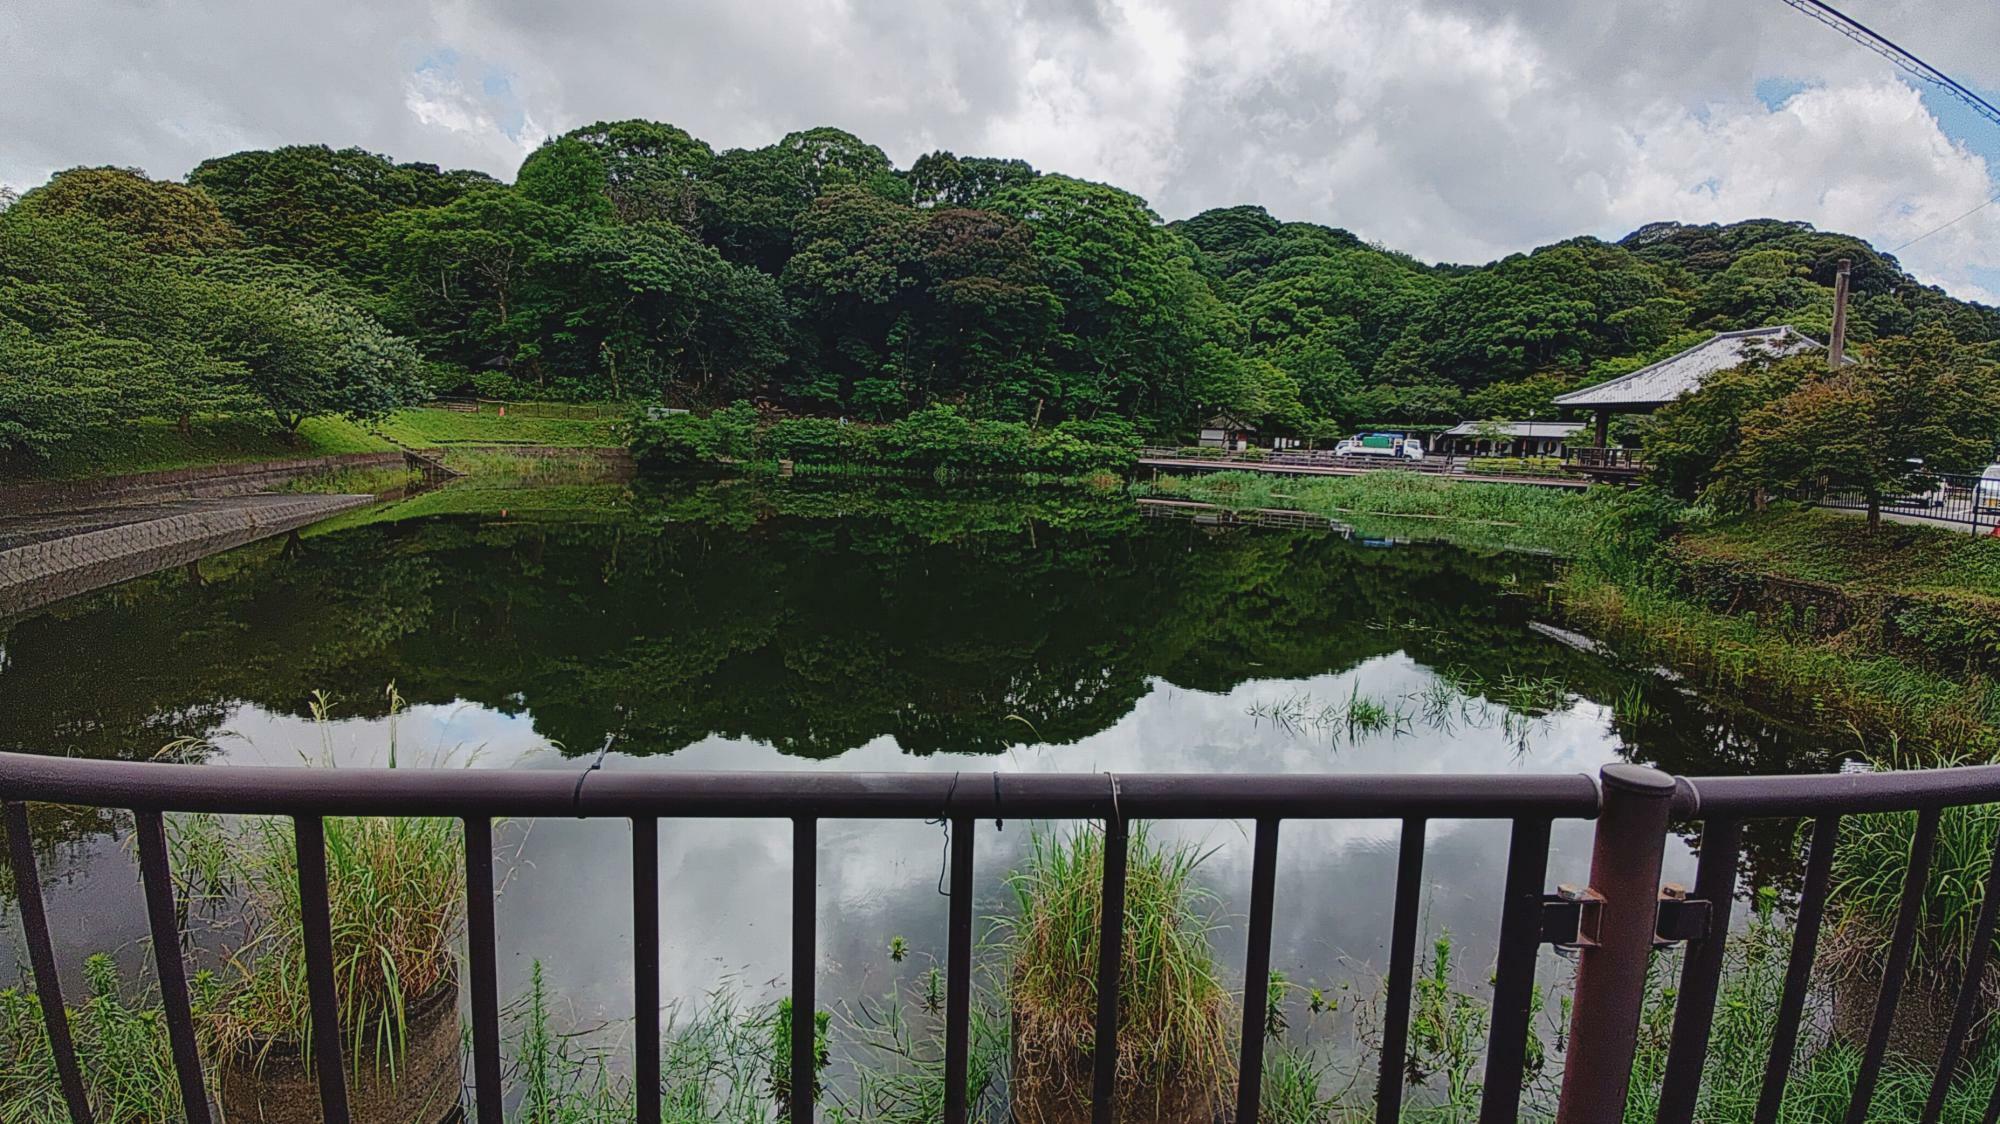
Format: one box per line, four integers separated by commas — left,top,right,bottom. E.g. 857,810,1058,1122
628,401,1136,477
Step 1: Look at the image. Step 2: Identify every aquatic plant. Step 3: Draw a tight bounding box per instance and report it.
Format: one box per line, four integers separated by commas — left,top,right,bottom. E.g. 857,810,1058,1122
767,997,831,1106
1623,896,2000,1122
1246,686,1412,743
207,812,463,1072
998,826,1232,1119
1821,788,2000,1001
0,955,203,1122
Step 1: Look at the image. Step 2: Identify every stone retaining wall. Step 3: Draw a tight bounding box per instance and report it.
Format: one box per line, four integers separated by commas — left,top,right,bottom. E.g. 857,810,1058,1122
0,494,374,617
0,453,408,516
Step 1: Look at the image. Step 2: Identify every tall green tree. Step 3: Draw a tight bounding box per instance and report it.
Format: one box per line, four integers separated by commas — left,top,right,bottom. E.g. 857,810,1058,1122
907,152,1037,208
536,120,715,226
201,259,425,432
367,188,575,367
13,167,242,255
513,220,786,401
1732,326,2000,526
986,176,1224,426
188,145,492,270
0,210,247,447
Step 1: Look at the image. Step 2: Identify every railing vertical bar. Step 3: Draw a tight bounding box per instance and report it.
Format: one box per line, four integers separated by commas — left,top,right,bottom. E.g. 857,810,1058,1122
1845,806,1941,1124
1755,814,1842,1124
1091,815,1130,1124
292,817,351,1124
1479,816,1552,1124
1656,817,1743,1124
1923,821,2000,1124
135,810,213,1124
463,816,503,1124
792,817,818,1124
1234,817,1282,1124
943,816,975,1124
3,801,93,1124
633,818,661,1124
1376,818,1427,1124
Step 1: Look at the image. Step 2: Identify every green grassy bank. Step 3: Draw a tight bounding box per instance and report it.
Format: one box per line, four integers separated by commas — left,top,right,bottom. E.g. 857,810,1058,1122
0,416,396,481
1146,470,2000,763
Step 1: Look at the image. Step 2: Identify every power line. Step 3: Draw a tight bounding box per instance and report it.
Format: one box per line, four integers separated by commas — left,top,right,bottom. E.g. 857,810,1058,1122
1777,0,2000,128
1775,0,2000,254
1889,192,2000,254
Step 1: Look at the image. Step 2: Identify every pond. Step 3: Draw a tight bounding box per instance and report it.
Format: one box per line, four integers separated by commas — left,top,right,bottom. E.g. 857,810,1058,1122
0,476,1826,1106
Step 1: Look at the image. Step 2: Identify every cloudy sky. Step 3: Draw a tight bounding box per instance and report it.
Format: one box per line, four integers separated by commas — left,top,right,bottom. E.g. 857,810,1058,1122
5,0,1999,301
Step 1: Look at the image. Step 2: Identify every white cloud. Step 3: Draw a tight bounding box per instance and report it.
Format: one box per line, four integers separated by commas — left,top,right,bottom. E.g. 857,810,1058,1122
2,0,1996,302
403,59,550,163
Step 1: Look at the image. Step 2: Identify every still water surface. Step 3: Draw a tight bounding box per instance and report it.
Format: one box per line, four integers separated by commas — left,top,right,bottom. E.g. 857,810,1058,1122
0,478,1821,1075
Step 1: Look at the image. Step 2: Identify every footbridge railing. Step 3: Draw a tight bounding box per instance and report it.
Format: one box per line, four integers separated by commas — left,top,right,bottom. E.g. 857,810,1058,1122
5,753,2000,1122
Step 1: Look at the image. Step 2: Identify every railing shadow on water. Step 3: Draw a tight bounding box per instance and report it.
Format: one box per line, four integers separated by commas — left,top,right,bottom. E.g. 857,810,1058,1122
6,752,2000,1123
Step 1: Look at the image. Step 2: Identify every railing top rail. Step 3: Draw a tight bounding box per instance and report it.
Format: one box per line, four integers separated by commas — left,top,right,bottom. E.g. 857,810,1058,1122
0,752,1600,819
1678,762,2000,818
8,752,2000,822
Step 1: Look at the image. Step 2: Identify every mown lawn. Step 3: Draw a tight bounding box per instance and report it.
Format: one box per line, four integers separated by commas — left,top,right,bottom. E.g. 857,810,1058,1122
1675,506,2000,599
374,407,624,448
0,415,394,481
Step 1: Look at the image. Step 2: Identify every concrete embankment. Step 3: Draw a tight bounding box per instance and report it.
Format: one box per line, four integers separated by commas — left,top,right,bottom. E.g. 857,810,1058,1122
0,452,410,516
0,493,374,617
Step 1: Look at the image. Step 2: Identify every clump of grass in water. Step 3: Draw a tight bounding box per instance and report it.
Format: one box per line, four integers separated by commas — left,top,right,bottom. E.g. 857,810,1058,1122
199,810,464,1075
1247,685,1412,743
172,703,464,1081
999,826,1231,1121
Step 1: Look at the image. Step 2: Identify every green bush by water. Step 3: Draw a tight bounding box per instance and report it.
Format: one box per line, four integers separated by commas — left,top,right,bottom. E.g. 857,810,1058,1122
629,403,1138,479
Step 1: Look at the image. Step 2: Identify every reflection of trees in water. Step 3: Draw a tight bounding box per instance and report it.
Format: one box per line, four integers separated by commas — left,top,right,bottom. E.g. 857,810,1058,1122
0,479,1581,763
0,477,1824,884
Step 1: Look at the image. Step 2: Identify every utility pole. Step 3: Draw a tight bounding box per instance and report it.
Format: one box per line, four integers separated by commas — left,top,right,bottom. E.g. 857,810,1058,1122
1829,258,1852,369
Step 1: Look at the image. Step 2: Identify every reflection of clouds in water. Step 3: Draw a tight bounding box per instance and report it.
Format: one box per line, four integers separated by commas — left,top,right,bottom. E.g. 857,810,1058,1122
7,657,1694,1050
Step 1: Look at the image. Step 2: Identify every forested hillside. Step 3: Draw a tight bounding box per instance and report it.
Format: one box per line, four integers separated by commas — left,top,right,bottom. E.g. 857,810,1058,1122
4,118,1997,459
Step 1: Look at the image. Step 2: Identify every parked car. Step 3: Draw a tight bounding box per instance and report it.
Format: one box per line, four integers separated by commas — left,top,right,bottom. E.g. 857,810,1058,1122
1978,464,2000,513
1333,433,1425,461
1887,476,1948,509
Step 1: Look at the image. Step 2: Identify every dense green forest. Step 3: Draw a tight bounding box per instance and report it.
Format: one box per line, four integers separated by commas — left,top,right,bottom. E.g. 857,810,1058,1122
5,118,1999,459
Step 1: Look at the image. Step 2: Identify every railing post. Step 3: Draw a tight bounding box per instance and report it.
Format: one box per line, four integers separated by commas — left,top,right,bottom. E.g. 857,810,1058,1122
1555,764,1676,1123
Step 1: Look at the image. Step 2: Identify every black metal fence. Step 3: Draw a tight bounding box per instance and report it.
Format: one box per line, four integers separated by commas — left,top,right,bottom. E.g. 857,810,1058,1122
1812,470,2000,531
5,752,2000,1122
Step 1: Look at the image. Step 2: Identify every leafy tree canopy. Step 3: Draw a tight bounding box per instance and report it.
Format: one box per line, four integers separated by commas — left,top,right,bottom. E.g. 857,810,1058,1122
14,167,242,255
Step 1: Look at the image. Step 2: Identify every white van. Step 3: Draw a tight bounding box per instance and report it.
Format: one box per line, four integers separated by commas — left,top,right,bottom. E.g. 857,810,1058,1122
1333,433,1426,461
1978,464,2000,513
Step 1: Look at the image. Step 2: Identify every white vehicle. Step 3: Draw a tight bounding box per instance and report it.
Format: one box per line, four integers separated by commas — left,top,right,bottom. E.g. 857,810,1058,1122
1333,433,1425,461
1977,463,2000,513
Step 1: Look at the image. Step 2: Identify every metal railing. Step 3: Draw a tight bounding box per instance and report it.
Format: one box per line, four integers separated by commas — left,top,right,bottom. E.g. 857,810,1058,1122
1812,471,1999,531
5,752,2000,1122
1563,447,1648,472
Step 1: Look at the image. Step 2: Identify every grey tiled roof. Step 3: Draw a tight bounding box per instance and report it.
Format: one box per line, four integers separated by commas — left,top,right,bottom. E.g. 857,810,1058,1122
1552,326,1828,409
1441,420,1587,438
